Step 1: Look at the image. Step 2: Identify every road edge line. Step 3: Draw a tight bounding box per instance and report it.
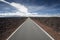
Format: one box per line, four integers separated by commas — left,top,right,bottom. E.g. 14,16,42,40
6,19,27,40
30,18,55,40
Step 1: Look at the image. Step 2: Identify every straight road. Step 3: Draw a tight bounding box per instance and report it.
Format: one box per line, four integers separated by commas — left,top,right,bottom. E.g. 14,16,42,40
7,18,54,40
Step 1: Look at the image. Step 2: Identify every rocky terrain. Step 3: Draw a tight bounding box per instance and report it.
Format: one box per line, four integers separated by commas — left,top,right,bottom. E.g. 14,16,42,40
31,17,60,40
0,17,27,40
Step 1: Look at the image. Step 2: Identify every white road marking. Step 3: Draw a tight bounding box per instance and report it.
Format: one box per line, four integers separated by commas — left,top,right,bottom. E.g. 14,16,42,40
6,19,27,40
30,18,55,40
6,18,55,40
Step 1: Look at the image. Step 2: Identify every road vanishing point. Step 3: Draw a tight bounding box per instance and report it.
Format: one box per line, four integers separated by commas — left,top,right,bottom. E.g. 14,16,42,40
7,18,54,40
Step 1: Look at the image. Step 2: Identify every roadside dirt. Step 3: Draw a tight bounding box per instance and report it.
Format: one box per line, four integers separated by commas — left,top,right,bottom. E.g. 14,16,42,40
0,17,27,40
31,18,60,40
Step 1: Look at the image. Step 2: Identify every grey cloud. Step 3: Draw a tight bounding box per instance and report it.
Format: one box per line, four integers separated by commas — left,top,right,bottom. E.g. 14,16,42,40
0,1,18,13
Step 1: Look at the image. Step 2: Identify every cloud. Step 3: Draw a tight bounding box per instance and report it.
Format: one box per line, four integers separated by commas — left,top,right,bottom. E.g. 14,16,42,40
3,0,60,12
5,0,60,7
0,1,18,13
27,6,46,13
0,0,33,16
0,0,60,17
10,2,28,13
10,2,34,16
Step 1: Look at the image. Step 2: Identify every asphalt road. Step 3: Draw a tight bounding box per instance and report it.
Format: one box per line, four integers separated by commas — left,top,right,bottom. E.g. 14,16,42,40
8,18,52,40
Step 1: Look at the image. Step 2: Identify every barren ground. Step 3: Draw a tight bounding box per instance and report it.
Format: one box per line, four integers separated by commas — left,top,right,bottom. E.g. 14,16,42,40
0,17,27,40
31,17,60,40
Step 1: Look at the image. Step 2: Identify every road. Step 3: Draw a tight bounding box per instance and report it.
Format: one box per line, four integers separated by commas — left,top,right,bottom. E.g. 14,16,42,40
7,18,53,40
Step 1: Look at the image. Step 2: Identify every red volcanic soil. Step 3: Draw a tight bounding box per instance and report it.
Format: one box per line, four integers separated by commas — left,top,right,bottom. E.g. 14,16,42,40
0,17,27,40
31,17,60,40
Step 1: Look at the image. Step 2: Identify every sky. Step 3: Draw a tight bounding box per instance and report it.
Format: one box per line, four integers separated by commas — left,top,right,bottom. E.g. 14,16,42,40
0,1,17,13
0,0,60,17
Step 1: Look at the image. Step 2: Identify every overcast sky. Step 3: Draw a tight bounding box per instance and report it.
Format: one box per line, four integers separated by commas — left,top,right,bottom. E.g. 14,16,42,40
0,0,60,16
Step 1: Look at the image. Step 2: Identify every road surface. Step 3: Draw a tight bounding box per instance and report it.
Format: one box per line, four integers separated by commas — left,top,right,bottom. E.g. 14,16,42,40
8,18,53,40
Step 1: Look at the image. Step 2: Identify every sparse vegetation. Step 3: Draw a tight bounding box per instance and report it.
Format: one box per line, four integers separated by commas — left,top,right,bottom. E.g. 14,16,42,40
31,17,60,32
31,17,60,40
0,17,27,40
